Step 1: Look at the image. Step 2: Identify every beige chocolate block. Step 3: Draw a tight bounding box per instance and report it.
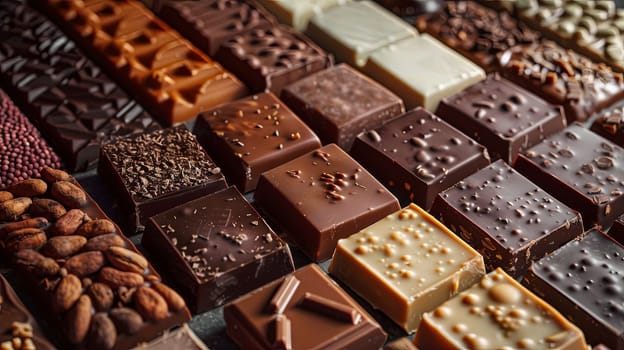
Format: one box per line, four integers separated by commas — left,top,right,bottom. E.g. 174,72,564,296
414,268,588,350
255,0,350,31
329,203,485,333
363,34,486,110
306,1,418,67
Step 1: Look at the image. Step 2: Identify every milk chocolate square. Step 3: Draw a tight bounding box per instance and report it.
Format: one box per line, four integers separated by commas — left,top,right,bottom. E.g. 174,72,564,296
330,204,486,332
254,143,400,262
224,264,387,350
431,160,584,277
281,64,404,150
193,92,321,192
436,74,566,164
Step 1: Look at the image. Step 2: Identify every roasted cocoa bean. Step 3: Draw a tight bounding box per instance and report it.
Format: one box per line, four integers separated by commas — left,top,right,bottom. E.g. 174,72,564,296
83,233,125,252
87,282,114,312
76,219,115,238
41,167,70,183
98,267,144,289
88,313,117,350
0,191,14,203
134,286,169,321
50,181,87,209
0,197,32,221
66,294,92,345
105,246,148,274
0,217,48,240
54,274,82,312
42,235,87,259
109,307,143,335
65,251,105,277
152,282,185,311
13,249,60,277
30,198,66,221
52,209,87,236
7,179,47,197
4,228,46,253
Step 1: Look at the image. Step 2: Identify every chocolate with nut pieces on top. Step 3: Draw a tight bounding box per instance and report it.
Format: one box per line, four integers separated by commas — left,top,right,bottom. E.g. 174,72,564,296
142,186,295,313
524,229,624,350
499,40,624,123
254,143,400,262
436,74,566,164
215,25,332,94
514,123,624,229
281,64,404,150
0,168,190,350
38,0,248,125
159,0,275,56
590,102,624,148
350,108,490,209
98,126,227,233
415,1,540,72
431,160,584,277
224,264,387,350
193,92,321,193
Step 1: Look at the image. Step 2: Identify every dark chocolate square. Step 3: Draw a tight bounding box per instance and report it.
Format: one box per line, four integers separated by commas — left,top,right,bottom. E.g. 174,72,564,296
281,63,404,150
193,92,321,193
215,25,333,94
590,101,624,148
159,0,275,56
254,143,400,262
98,126,227,233
436,74,566,164
224,264,387,350
350,107,490,209
524,229,624,349
143,186,294,313
431,160,584,277
499,40,624,123
514,123,624,229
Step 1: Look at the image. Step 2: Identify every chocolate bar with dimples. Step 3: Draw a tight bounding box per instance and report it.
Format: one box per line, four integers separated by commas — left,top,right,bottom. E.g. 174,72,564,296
0,0,160,172
37,0,248,126
142,186,295,313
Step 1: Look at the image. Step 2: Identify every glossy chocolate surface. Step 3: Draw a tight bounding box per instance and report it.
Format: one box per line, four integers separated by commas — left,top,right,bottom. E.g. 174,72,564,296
224,264,387,350
254,0,349,32
0,273,56,349
0,1,159,172
350,108,490,209
216,25,332,94
499,40,624,123
143,186,294,313
514,123,624,229
159,0,275,56
193,92,321,193
281,64,404,150
254,143,400,262
436,74,566,164
416,1,540,71
131,324,208,350
524,229,624,349
431,160,584,277
39,0,248,125
375,0,442,16
99,126,227,233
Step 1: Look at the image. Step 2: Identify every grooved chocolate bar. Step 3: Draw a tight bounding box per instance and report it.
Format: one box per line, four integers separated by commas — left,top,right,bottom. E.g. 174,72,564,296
38,0,248,126
159,0,275,56
0,168,191,350
0,1,160,172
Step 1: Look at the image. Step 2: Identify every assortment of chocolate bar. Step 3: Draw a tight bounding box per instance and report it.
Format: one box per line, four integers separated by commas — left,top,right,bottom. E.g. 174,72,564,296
3,0,624,349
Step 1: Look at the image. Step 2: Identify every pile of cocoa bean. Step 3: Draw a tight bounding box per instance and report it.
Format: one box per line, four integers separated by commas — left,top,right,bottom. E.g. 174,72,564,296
0,167,189,350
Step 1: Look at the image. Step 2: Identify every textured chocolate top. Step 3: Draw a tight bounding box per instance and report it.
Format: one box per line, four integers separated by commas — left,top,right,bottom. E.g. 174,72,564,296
0,1,159,172
149,186,288,283
0,273,56,349
500,40,624,122
40,0,247,125
160,0,274,56
437,74,566,163
590,101,624,147
101,126,223,202
416,1,540,71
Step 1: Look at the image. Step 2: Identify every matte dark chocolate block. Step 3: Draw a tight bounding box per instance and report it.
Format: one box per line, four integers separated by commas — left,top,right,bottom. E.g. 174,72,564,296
524,229,624,350
499,40,624,123
514,123,624,229
215,25,333,94
99,126,227,233
436,74,566,164
254,143,400,262
143,186,295,313
416,1,540,72
590,101,624,148
0,273,56,349
608,213,624,245
39,0,248,125
350,108,490,209
159,0,275,56
224,264,387,350
281,63,404,150
0,1,159,172
431,160,584,277
193,92,321,193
